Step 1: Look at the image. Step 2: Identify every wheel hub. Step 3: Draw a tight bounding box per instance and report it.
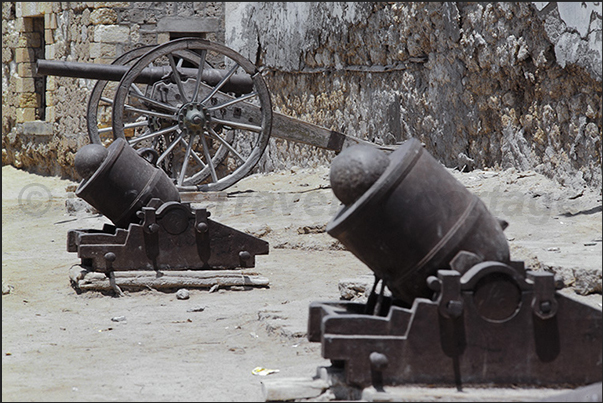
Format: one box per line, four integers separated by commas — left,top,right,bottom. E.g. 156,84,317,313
178,102,211,135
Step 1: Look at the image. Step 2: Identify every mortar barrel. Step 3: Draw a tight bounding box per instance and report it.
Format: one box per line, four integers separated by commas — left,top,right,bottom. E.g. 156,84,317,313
35,59,253,93
327,138,510,305
74,138,180,228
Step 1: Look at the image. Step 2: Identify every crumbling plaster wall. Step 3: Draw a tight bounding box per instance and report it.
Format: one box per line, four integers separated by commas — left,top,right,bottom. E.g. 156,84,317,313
2,2,225,179
226,2,602,191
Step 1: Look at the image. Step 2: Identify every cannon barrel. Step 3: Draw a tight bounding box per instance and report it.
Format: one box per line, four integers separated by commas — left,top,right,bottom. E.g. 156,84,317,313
35,59,254,94
74,138,181,228
327,138,511,305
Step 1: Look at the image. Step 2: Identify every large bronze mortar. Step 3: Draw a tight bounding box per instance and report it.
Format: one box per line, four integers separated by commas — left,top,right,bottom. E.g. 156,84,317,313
327,138,510,305
74,138,180,228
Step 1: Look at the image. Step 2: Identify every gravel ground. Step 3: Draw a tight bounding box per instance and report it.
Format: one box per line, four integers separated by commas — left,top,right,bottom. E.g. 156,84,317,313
2,162,601,402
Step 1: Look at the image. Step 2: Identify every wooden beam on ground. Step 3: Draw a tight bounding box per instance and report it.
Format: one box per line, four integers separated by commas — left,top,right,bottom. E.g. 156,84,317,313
69,266,269,291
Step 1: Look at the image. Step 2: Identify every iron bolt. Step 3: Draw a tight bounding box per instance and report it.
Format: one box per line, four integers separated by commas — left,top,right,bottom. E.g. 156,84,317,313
369,352,389,370
446,300,464,318
147,223,160,234
239,251,251,261
104,252,116,262
426,276,441,292
540,300,551,313
196,222,208,233
192,114,203,124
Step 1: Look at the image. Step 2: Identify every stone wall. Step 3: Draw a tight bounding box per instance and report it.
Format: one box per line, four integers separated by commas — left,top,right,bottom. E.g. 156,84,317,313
2,1,225,178
226,2,602,191
3,2,602,192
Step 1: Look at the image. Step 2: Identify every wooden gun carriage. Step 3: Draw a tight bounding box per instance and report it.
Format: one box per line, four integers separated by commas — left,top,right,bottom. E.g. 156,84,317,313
37,37,389,192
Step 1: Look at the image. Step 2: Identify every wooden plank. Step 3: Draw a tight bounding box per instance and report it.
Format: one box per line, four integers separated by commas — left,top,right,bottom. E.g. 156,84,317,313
272,112,353,152
69,266,269,291
199,81,396,152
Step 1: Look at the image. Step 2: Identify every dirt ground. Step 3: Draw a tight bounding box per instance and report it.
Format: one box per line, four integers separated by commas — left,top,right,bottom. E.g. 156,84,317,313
2,161,602,402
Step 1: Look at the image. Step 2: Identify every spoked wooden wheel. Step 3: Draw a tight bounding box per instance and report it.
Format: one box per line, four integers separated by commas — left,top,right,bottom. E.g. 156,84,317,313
112,38,273,191
87,44,235,168
87,45,155,146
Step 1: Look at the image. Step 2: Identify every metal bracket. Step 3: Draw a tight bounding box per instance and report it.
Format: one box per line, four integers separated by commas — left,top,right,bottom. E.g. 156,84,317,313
434,270,464,319
194,208,209,235
141,206,160,234
527,270,558,320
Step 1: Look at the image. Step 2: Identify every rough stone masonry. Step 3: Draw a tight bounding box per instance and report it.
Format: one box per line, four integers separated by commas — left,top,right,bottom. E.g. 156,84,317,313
2,2,602,193
226,2,602,191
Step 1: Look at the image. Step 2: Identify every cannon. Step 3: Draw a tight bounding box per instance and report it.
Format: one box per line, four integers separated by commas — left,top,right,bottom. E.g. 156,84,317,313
36,38,389,192
67,137,269,293
261,138,602,401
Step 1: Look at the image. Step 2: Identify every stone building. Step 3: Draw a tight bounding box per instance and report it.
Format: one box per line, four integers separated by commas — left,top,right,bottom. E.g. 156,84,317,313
2,2,602,192
2,2,225,179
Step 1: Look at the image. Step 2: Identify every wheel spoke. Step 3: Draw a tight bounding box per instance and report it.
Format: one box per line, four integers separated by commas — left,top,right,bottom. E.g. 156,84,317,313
210,117,262,133
207,127,246,163
192,49,208,102
178,137,206,167
177,134,195,186
129,82,145,97
156,132,184,165
200,63,239,105
123,104,176,120
129,124,179,146
206,92,258,112
198,132,218,182
168,53,189,104
128,91,179,113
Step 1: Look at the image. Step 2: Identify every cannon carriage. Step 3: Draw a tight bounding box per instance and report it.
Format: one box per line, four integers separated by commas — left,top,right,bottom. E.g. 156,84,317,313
37,37,388,192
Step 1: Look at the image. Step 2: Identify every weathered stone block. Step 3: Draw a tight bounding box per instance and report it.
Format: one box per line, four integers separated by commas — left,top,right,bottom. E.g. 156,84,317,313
45,91,56,107
45,29,54,44
16,78,36,93
45,105,56,122
46,76,56,91
138,31,157,45
93,24,130,43
89,42,116,58
157,32,170,44
44,13,57,29
37,3,54,15
90,8,118,25
19,92,41,108
17,62,35,77
16,18,34,33
45,44,56,60
119,8,145,24
15,48,36,63
16,3,40,18
16,107,37,123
